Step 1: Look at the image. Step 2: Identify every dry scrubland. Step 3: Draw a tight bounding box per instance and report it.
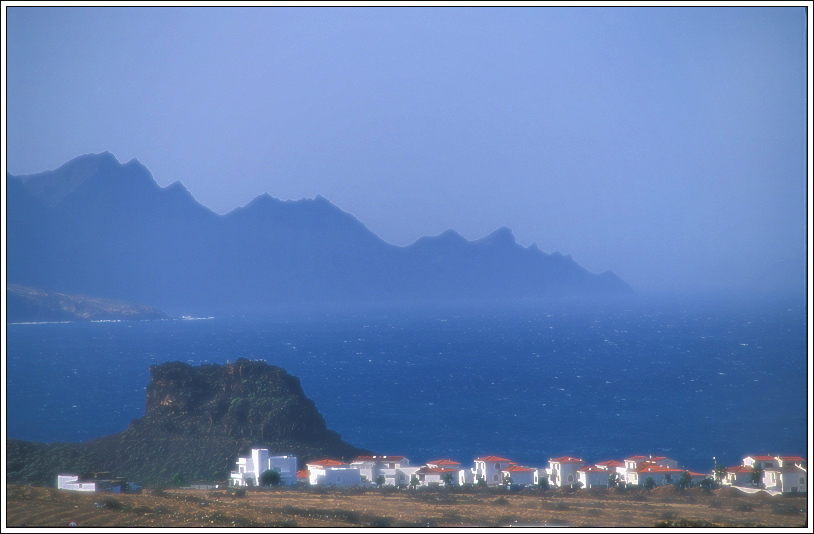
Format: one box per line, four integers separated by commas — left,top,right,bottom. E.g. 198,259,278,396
6,483,808,528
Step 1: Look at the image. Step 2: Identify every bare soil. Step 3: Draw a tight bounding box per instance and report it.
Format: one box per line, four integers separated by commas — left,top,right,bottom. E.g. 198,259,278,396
5,483,808,528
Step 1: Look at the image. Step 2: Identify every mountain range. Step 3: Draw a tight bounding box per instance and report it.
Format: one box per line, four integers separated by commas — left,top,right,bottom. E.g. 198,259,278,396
7,152,633,314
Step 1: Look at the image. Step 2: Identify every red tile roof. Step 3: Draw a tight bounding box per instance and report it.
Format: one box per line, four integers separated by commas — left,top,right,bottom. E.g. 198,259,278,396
475,455,512,462
550,456,583,464
428,459,462,466
745,455,775,461
354,455,406,461
307,459,345,468
503,465,534,473
779,456,806,462
578,465,609,473
296,470,310,478
727,466,753,474
636,464,683,474
416,466,458,474
624,455,648,461
595,460,624,468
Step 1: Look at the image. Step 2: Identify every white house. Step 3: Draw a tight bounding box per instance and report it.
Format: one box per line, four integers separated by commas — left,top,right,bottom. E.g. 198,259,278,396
763,465,807,494
414,466,458,487
349,455,411,486
547,456,584,488
723,465,755,487
306,459,361,487
627,462,685,487
577,465,613,489
57,475,98,492
501,465,535,487
381,466,420,488
230,449,297,486
474,455,514,486
618,455,676,486
743,454,779,470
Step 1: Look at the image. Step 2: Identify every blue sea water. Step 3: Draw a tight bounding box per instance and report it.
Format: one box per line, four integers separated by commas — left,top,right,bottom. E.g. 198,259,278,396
6,296,808,473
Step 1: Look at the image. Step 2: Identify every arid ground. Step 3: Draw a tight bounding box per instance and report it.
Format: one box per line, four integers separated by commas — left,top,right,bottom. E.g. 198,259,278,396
5,483,808,528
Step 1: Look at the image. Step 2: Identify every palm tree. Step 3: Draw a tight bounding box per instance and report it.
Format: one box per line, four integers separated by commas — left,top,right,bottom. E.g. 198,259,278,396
375,475,386,488
409,474,419,490
442,472,455,488
678,471,692,490
643,477,656,491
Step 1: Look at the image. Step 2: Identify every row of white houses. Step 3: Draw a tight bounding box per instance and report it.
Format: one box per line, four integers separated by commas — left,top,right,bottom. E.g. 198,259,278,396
226,449,807,494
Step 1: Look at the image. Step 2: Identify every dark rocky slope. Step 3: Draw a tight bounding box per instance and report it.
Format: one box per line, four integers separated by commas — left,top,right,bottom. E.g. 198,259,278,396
6,359,369,485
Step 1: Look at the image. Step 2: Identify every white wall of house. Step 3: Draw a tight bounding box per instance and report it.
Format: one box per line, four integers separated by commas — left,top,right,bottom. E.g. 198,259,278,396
475,459,513,486
764,468,807,493
459,469,475,486
57,475,97,492
502,468,535,486
548,460,583,487
309,467,362,487
578,469,610,489
230,449,297,486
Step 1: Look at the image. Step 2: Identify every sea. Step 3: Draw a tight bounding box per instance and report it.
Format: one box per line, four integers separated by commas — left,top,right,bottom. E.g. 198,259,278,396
6,295,809,473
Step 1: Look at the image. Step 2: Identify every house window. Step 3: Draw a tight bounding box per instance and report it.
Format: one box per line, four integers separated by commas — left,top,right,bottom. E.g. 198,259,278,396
495,463,500,469
766,463,773,468
567,475,573,482
493,474,499,482
336,475,341,483
800,477,805,485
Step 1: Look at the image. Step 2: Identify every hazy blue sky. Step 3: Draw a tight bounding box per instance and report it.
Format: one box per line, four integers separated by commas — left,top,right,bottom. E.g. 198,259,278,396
6,7,809,296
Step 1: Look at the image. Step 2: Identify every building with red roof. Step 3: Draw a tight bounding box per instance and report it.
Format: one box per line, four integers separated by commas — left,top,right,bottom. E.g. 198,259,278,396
474,455,514,486
547,456,585,488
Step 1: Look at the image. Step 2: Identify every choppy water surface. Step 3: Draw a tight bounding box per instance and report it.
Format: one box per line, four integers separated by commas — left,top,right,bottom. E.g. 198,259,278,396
6,296,807,471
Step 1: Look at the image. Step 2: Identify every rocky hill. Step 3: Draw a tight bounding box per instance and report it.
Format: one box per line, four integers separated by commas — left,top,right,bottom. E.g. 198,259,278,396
6,284,169,323
6,359,370,486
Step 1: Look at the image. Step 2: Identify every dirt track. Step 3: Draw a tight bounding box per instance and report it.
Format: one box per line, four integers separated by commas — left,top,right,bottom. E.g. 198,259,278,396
5,483,809,528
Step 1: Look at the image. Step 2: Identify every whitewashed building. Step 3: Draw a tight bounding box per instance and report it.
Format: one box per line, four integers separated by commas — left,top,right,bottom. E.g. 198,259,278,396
349,455,411,486
306,459,362,487
763,466,806,493
230,449,297,486
577,465,612,489
618,455,676,486
547,456,584,488
502,465,535,487
474,455,514,486
57,475,98,492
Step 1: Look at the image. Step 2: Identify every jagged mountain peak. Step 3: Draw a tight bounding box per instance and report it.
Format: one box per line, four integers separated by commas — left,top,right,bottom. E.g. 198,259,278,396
475,226,517,247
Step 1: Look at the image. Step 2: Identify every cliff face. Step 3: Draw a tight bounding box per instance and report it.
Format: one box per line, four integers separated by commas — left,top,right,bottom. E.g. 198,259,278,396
142,359,344,443
6,360,369,485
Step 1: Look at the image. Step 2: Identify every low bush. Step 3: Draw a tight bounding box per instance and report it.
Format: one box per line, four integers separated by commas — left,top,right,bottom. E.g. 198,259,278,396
99,497,123,511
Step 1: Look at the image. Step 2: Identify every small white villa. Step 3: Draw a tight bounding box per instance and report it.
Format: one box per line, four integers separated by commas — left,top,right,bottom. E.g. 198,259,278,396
722,454,807,494
305,459,361,487
230,449,297,486
547,456,584,487
57,475,99,492
474,455,514,486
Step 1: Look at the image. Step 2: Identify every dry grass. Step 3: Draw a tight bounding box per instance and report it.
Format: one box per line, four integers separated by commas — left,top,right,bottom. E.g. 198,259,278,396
5,484,808,528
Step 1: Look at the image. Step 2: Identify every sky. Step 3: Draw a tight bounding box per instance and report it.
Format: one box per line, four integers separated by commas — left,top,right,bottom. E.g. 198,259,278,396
5,6,810,297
